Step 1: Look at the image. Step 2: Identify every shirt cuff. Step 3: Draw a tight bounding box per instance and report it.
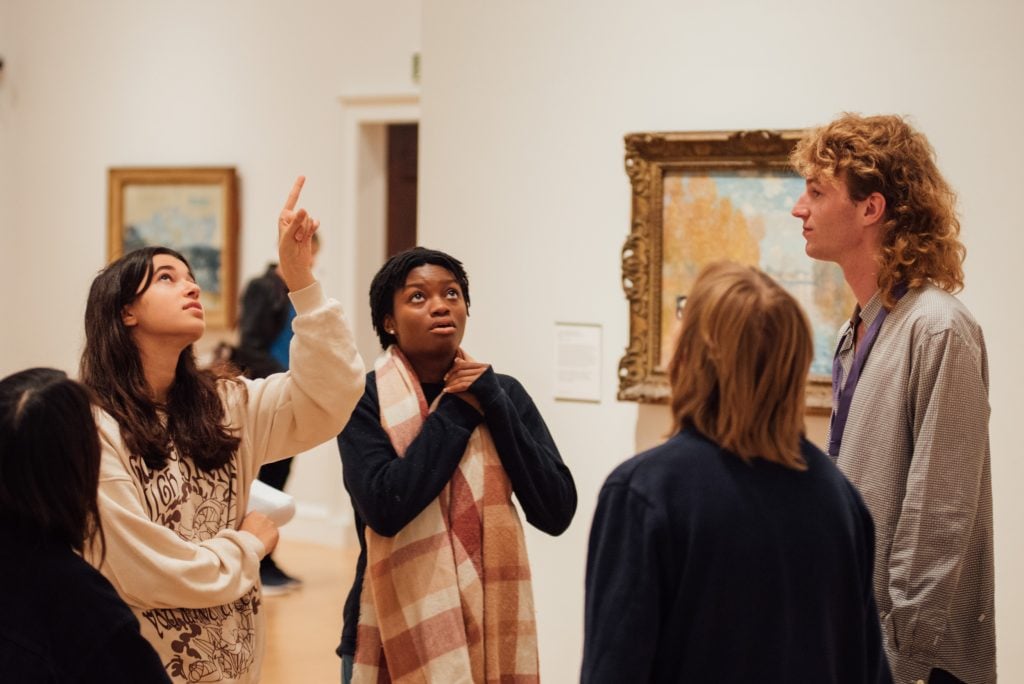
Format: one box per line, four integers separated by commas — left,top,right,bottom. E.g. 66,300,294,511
438,392,486,431
887,607,943,661
288,280,326,314
887,648,931,684
235,529,268,560
468,366,503,410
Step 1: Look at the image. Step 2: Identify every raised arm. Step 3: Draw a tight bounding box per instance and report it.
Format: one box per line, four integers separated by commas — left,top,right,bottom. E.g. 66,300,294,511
232,177,364,467
276,175,318,293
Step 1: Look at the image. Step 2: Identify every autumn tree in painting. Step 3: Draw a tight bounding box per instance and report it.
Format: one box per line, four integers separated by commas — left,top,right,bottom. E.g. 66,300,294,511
660,175,762,364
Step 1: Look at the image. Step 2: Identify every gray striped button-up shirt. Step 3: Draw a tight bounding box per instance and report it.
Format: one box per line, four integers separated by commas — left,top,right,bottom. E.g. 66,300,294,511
833,284,995,684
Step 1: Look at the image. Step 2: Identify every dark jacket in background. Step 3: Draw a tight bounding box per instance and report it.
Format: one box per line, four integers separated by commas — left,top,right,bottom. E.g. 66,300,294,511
233,264,290,379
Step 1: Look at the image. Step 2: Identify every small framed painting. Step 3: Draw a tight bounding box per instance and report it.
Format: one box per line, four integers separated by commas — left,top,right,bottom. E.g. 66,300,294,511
108,167,239,329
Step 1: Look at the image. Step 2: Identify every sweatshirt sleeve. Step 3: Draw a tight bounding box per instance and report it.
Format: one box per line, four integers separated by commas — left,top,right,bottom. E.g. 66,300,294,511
338,375,485,537
582,478,666,683
92,423,267,611
232,281,365,468
470,370,577,535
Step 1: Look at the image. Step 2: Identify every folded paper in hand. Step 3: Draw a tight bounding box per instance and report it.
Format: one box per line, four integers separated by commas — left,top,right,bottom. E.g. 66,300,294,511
248,479,296,526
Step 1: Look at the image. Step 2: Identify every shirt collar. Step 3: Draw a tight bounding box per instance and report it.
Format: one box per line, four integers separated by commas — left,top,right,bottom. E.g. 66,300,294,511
852,290,885,328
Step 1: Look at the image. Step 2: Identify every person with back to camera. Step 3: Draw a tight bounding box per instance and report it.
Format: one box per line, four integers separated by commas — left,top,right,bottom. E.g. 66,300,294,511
582,262,892,684
791,114,994,684
0,367,171,683
335,246,577,683
78,176,365,683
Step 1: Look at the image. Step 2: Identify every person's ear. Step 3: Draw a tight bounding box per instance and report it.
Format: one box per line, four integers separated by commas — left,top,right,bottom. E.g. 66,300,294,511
861,192,886,226
383,314,396,337
121,305,138,328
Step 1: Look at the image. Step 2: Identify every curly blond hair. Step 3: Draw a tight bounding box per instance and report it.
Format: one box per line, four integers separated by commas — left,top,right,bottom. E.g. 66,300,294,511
791,113,964,308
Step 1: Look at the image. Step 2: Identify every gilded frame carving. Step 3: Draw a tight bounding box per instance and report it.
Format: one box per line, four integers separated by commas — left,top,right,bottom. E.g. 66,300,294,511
107,167,239,329
617,129,833,414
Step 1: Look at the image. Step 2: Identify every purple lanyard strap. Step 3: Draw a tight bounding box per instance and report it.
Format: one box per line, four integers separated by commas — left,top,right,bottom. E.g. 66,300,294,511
827,285,906,458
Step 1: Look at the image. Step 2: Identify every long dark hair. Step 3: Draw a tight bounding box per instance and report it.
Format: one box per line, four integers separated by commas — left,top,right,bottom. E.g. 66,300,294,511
80,246,240,471
0,368,105,558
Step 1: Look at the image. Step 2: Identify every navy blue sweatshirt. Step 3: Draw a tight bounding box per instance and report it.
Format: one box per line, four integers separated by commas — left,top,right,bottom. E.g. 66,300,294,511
336,367,576,656
582,428,892,684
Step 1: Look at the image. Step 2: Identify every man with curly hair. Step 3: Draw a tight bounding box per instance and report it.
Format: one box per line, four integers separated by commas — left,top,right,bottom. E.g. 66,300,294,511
791,114,994,684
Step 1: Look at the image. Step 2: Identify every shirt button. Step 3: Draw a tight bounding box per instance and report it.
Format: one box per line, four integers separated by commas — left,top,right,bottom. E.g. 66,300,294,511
978,613,986,622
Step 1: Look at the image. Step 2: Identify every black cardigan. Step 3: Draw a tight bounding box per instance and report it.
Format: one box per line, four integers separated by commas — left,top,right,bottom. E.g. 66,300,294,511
336,367,576,656
582,428,893,684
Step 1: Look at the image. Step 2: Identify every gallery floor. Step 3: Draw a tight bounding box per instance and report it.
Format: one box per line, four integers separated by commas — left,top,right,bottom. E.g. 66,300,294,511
260,540,359,684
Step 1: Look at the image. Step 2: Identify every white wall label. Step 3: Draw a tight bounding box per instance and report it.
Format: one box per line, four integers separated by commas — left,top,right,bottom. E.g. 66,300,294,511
554,322,602,403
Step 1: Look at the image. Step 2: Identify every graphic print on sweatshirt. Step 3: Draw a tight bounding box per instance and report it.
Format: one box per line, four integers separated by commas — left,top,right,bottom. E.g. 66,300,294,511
130,450,262,682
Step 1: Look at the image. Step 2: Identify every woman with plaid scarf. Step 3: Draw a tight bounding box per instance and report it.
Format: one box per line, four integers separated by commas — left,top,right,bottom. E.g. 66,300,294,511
336,247,577,684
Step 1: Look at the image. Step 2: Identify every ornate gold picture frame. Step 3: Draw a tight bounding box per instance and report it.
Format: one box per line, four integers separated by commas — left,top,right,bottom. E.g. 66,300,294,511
617,130,848,414
107,167,239,329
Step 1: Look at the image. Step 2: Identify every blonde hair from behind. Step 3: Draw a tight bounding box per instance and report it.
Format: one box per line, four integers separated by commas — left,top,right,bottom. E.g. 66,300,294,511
790,113,964,309
668,262,813,470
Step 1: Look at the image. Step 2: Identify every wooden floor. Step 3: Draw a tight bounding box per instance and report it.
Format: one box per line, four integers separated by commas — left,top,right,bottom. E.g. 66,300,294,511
260,539,359,684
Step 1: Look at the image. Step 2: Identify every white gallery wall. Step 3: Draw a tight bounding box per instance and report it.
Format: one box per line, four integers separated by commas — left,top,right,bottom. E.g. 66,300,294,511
419,1,1024,681
0,0,421,369
2,1,1022,681
0,4,14,335
0,0,422,543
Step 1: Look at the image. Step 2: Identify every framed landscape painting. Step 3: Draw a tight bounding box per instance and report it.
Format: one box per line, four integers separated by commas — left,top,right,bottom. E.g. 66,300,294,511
617,130,853,414
107,167,239,329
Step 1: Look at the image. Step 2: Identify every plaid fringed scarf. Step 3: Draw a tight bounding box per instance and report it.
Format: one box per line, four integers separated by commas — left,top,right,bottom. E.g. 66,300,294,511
352,346,539,684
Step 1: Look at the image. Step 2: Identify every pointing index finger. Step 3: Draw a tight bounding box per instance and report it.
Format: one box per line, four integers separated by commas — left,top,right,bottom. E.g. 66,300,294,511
284,175,306,211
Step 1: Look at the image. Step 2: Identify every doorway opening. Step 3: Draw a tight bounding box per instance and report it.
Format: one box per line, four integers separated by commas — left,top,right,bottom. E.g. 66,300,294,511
386,122,418,257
